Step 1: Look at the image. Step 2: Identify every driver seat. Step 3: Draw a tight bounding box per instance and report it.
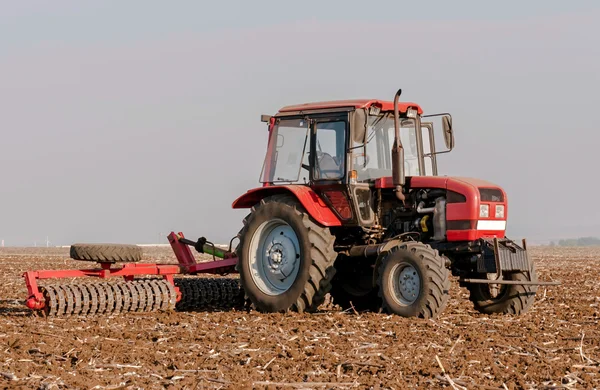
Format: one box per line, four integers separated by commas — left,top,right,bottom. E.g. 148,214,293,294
316,153,341,179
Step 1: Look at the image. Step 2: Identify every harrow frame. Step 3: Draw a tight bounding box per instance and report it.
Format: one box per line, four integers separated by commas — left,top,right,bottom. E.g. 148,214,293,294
23,232,239,311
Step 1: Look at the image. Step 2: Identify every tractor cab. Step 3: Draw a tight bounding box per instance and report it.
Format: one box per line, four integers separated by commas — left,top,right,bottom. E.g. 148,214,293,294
257,97,454,227
259,99,453,184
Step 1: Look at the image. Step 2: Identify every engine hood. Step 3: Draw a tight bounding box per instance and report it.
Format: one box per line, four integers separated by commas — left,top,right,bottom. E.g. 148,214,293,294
409,176,502,192
376,176,505,195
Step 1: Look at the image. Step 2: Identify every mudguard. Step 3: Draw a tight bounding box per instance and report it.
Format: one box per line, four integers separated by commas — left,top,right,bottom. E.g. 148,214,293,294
232,186,342,227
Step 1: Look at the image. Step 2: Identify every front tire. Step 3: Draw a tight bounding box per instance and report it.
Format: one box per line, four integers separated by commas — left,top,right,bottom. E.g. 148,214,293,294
467,263,538,315
236,195,337,313
377,242,450,319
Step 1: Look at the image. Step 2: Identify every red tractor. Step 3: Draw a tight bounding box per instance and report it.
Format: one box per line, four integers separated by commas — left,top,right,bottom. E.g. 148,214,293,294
23,88,557,318
231,89,547,318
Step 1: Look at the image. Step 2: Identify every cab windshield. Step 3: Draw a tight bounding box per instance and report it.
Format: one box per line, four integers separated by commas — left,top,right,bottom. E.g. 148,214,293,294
260,117,349,184
354,114,432,182
259,118,310,183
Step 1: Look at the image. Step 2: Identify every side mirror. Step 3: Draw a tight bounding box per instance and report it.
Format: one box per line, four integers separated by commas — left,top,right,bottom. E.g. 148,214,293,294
261,114,271,123
276,134,284,148
442,115,454,150
351,109,368,144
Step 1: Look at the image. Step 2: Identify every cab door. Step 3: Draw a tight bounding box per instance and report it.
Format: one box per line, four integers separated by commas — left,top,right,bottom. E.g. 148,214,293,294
346,128,378,228
310,117,359,225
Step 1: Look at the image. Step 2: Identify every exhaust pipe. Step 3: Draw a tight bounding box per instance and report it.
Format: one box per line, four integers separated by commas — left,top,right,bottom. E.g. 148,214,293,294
392,89,405,202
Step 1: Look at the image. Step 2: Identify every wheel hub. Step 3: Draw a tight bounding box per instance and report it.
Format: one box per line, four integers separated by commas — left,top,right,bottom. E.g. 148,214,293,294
265,238,297,278
390,263,421,306
398,267,420,302
249,219,301,296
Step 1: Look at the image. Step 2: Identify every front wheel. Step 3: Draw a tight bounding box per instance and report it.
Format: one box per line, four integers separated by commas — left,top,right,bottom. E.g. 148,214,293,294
377,242,450,319
467,263,538,315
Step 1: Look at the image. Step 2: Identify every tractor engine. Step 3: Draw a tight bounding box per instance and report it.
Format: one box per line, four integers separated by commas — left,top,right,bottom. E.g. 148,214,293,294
380,188,447,242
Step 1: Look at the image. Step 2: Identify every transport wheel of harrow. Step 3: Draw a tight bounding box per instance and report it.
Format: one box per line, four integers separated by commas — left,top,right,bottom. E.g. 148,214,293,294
377,242,450,319
466,262,538,315
69,243,143,263
235,194,337,313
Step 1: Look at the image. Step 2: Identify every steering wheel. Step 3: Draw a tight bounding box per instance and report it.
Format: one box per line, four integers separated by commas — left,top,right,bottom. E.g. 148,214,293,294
302,151,332,172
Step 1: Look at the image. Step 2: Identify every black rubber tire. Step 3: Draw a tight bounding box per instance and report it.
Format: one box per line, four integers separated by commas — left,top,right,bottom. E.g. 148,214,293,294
70,243,143,262
174,278,246,312
467,263,538,315
377,242,450,319
235,195,337,313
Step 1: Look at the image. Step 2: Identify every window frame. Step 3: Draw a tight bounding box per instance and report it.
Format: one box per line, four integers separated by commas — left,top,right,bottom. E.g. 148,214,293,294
312,119,348,182
258,117,311,184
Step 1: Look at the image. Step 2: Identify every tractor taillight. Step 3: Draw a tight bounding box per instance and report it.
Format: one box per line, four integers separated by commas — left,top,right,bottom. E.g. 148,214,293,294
322,191,352,220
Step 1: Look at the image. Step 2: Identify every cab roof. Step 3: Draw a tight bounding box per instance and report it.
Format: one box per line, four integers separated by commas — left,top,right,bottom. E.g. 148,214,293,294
277,99,424,115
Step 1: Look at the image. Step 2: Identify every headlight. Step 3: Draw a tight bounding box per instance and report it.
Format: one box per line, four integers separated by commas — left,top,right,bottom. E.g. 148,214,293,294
479,204,489,218
495,205,505,219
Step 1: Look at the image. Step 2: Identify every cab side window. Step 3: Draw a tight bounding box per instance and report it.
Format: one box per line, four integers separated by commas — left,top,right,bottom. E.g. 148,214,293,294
315,121,346,180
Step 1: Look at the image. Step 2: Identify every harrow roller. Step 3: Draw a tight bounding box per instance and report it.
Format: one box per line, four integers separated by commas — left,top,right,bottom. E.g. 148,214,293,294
175,278,245,311
39,280,177,316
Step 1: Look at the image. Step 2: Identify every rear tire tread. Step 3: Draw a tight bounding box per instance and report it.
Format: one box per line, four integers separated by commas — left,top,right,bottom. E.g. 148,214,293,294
70,243,143,263
236,195,337,313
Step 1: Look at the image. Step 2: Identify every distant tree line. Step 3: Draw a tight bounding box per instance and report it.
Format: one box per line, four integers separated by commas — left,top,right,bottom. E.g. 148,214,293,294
549,237,600,247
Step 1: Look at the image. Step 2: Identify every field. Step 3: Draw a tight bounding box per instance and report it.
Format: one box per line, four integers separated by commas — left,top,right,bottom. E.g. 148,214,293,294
0,246,598,389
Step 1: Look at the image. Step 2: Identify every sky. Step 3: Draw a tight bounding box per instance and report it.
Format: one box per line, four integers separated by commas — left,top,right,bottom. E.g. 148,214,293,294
1,1,599,246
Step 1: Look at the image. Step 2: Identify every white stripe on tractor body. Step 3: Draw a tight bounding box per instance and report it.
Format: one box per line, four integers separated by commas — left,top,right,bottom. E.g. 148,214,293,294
477,220,506,231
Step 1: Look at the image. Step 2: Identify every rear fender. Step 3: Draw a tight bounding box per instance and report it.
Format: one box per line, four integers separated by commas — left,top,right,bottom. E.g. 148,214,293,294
232,186,342,227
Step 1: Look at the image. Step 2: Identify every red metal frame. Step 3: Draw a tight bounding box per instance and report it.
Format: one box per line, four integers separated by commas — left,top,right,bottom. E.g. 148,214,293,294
23,231,239,311
277,99,423,115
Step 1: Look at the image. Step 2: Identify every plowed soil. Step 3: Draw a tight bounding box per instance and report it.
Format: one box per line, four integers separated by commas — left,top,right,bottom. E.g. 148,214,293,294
0,246,598,389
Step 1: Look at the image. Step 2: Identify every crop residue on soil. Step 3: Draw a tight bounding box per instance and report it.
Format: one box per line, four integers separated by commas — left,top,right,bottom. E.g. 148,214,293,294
0,246,598,389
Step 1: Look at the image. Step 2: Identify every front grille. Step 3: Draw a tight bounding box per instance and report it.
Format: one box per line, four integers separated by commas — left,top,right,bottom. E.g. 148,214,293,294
447,190,467,203
479,188,504,202
447,220,475,230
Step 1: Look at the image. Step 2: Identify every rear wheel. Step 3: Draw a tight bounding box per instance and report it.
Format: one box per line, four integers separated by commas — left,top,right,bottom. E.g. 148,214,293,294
466,263,537,315
377,242,450,319
236,195,337,313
